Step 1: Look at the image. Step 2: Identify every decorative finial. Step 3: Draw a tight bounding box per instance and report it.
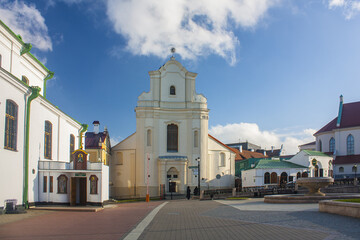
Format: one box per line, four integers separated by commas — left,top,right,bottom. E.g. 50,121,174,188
170,47,176,60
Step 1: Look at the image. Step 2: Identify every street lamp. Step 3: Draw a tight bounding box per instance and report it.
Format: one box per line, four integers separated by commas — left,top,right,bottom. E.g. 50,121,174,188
196,157,200,196
354,164,357,185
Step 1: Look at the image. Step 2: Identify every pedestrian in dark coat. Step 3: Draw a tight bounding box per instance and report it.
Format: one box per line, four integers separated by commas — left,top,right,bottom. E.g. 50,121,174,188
186,186,191,200
194,186,198,196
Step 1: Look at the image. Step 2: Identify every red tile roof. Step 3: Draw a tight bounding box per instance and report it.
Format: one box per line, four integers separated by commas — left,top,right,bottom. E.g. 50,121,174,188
231,148,267,161
334,154,360,165
315,101,360,135
208,134,236,153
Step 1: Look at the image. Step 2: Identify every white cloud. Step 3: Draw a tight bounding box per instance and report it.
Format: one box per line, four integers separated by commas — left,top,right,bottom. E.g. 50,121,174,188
106,0,278,65
0,1,52,51
209,122,316,155
328,0,360,19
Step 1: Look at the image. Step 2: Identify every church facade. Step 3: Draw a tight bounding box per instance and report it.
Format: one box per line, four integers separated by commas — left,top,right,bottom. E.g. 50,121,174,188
111,58,235,198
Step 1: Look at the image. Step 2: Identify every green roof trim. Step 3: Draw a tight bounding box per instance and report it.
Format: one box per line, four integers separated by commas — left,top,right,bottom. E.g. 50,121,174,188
302,150,331,157
0,20,52,74
255,159,308,169
20,43,32,55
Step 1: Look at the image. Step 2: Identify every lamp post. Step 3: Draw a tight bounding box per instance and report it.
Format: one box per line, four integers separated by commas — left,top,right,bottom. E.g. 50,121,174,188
169,178,173,200
354,164,357,186
196,157,200,196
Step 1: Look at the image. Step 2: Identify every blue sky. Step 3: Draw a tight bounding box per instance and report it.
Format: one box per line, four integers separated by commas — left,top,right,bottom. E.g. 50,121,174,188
1,0,360,154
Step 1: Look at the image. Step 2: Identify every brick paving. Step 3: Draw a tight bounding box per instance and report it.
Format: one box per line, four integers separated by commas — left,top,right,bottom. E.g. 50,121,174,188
0,201,162,240
138,200,342,240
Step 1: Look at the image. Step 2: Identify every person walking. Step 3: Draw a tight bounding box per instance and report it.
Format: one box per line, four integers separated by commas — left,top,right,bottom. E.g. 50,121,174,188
186,186,191,200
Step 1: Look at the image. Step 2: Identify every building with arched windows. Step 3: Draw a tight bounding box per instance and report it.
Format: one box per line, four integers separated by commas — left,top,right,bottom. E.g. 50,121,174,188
111,58,235,198
314,95,360,179
0,21,109,208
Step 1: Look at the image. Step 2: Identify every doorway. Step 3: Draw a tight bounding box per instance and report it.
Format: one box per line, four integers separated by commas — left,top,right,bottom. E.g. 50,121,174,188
70,177,87,206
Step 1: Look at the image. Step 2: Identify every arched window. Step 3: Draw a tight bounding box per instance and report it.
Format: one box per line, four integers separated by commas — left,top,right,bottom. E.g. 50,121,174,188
319,140,322,152
314,165,319,177
194,130,199,148
89,175,98,194
270,172,278,184
44,121,52,159
70,134,75,160
280,172,288,185
347,134,354,155
167,124,178,152
4,100,18,150
22,75,29,85
264,172,270,184
296,172,301,179
170,85,176,95
339,167,344,173
57,175,68,194
147,129,152,147
302,172,308,178
329,138,335,153
220,153,225,167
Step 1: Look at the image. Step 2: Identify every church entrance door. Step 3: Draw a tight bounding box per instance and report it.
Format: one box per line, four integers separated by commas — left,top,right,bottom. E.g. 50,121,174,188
70,177,87,206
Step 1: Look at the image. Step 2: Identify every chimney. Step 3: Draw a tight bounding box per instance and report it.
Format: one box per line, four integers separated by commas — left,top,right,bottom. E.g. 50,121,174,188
336,95,343,127
239,145,242,152
93,121,100,134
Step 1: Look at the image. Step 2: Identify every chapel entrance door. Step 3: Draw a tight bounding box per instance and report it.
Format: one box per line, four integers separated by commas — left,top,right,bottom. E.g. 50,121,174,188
70,177,87,206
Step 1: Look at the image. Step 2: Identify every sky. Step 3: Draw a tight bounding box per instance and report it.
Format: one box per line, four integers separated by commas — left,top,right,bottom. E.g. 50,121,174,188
1,0,360,154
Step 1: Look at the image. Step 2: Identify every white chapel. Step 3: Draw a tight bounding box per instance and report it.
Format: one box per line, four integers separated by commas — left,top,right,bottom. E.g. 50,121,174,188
111,57,235,198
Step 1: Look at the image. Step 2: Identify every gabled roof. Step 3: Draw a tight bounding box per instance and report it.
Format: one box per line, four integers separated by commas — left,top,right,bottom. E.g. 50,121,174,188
255,159,307,169
232,148,267,161
334,155,360,165
208,135,236,153
315,101,360,135
85,132,108,149
303,150,331,157
299,141,316,147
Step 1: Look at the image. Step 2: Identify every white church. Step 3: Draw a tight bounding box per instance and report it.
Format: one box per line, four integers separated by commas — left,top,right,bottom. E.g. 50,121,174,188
111,57,236,199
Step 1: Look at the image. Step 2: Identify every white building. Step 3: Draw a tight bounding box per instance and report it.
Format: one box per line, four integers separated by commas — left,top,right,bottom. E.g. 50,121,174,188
314,95,360,179
241,159,307,188
285,150,333,178
0,20,108,208
111,58,235,198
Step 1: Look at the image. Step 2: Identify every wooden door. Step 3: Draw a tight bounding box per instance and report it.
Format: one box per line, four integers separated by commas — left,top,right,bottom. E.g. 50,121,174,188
70,177,76,206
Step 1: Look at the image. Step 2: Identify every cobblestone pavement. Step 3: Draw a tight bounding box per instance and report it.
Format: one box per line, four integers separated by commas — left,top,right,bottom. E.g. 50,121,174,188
138,199,359,240
0,210,53,226
0,201,162,240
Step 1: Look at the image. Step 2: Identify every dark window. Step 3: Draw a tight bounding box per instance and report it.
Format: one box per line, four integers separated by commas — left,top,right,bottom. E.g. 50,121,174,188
173,175,178,179
302,172,308,178
170,85,176,95
22,76,29,85
264,172,270,184
319,140,322,152
167,174,171,178
90,175,98,194
289,176,294,182
347,134,354,155
296,172,301,179
49,176,53,193
147,129,151,147
4,100,18,150
280,172,288,185
315,165,319,177
70,134,75,160
339,167,344,173
194,130,199,148
167,124,178,152
352,166,358,172
329,138,335,153
43,176,47,192
44,121,52,159
57,175,67,194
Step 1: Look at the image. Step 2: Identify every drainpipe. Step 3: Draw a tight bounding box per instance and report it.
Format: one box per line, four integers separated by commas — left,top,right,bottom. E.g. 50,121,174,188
23,86,41,208
79,124,88,149
43,71,54,98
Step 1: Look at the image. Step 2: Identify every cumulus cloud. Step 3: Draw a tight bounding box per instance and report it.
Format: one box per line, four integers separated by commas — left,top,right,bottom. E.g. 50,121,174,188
328,0,360,19
209,122,316,155
106,0,278,65
0,1,52,51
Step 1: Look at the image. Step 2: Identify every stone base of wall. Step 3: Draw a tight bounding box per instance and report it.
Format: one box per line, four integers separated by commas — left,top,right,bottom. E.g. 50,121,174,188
319,200,360,218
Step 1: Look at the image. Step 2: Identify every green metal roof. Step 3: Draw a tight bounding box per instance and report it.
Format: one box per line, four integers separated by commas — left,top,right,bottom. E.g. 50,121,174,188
303,150,331,157
255,159,307,169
